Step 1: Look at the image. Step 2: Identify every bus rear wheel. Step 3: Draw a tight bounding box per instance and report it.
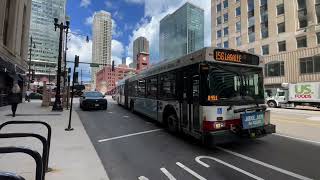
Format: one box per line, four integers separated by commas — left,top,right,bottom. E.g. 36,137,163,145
167,114,178,133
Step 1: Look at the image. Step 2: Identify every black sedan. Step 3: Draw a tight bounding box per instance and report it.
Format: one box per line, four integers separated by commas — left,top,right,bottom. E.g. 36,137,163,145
80,91,108,110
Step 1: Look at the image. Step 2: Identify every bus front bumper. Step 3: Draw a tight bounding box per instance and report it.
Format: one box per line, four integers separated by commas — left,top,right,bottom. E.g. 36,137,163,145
203,124,276,146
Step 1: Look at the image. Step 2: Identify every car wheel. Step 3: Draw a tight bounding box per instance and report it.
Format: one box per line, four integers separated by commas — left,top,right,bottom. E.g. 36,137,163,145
267,100,277,108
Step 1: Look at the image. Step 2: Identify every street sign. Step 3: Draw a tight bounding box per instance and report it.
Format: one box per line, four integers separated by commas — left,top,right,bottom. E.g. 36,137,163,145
90,63,99,67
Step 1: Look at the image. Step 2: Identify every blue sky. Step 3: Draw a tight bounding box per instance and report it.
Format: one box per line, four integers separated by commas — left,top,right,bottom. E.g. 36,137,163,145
65,0,211,82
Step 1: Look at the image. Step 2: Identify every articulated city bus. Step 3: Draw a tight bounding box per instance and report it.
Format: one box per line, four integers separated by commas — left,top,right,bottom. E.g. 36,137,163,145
116,47,275,145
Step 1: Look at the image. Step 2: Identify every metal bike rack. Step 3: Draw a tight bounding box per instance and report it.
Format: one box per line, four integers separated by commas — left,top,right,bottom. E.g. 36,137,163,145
0,133,48,180
0,121,52,172
0,171,26,180
0,147,43,180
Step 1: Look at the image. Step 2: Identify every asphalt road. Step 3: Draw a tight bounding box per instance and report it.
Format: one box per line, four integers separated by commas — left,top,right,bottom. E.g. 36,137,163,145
77,99,320,180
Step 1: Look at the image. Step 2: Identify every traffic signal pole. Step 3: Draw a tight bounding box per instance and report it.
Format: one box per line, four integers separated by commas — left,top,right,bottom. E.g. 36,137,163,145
65,55,79,131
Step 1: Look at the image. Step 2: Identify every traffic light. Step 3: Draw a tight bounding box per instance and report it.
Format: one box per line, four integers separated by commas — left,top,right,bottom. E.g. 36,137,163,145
112,60,115,71
75,55,79,68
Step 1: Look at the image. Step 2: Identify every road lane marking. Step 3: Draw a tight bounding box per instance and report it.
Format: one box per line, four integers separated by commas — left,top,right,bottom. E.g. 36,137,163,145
274,133,320,145
138,176,149,180
271,118,320,128
195,156,264,180
307,116,320,121
98,129,162,142
176,162,206,180
123,115,129,118
217,147,314,180
160,168,176,180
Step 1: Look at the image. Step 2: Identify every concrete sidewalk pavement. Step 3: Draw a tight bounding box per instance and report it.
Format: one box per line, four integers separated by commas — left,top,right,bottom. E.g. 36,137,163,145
0,101,109,180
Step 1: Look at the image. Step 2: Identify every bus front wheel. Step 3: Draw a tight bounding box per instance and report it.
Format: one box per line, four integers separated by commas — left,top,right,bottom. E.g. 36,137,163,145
267,100,277,108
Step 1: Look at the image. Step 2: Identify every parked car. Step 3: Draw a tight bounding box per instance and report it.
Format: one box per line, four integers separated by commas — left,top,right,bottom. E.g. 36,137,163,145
25,92,43,100
80,91,107,110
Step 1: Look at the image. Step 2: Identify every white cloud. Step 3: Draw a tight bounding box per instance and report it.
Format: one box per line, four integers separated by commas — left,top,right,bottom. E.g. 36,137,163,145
126,0,211,63
112,19,122,38
80,0,91,8
112,40,124,65
67,31,93,82
105,1,113,8
85,15,94,26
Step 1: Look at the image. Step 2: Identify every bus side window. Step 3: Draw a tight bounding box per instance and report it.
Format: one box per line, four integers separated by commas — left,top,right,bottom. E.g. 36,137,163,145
138,79,146,97
146,77,157,99
159,72,176,99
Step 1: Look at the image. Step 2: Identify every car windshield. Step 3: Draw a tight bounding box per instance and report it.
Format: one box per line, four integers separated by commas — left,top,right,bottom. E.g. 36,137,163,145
84,92,103,97
206,64,264,104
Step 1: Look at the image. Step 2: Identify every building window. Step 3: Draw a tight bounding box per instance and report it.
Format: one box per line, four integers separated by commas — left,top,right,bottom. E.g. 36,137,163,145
224,13,228,23
224,40,229,48
261,22,269,38
297,36,307,48
236,7,241,16
248,26,255,43
217,30,222,38
262,45,269,55
236,21,241,32
223,0,228,8
236,36,241,46
316,0,320,24
297,0,308,28
224,27,229,36
300,56,320,74
248,48,255,53
248,0,254,12
217,43,222,48
217,16,222,25
278,41,286,52
277,22,285,33
260,0,267,6
217,3,222,12
277,3,285,15
236,0,240,2
317,32,320,44
265,61,285,77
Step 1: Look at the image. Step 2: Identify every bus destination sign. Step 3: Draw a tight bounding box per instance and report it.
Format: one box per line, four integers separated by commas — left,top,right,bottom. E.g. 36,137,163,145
214,49,260,65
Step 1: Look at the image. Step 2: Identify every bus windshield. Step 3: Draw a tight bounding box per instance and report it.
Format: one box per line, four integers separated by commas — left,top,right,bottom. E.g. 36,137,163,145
205,64,264,105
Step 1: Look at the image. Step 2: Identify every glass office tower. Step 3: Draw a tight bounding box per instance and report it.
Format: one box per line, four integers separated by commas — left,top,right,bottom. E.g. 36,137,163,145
160,2,204,61
28,0,66,82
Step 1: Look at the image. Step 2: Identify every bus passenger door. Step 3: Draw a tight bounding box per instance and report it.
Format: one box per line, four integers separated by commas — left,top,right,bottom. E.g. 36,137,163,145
181,71,191,130
192,75,200,132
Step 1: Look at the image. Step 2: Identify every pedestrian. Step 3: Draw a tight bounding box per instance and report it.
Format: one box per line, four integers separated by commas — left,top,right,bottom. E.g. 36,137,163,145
8,83,21,117
26,89,32,102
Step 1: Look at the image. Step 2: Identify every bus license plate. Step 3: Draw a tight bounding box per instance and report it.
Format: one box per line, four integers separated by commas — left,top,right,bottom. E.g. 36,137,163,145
241,112,264,130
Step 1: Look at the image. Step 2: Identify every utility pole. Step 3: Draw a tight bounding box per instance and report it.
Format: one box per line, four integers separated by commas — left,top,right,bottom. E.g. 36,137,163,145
52,18,70,111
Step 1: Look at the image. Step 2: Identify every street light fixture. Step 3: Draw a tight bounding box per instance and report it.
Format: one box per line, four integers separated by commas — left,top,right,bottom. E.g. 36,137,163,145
28,36,36,90
52,18,70,111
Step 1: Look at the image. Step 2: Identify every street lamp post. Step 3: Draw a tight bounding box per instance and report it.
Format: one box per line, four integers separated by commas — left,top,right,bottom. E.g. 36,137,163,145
52,18,69,111
28,36,36,90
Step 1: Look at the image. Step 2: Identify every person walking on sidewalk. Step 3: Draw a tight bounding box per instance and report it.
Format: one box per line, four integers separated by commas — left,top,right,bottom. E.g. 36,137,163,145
8,83,22,117
26,89,32,102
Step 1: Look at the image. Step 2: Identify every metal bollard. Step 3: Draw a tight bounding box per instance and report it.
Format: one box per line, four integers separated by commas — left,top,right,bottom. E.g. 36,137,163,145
0,133,48,180
0,147,43,180
0,121,52,172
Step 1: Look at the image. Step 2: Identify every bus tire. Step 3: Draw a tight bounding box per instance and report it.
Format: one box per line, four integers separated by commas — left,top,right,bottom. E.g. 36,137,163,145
167,114,178,133
267,100,277,108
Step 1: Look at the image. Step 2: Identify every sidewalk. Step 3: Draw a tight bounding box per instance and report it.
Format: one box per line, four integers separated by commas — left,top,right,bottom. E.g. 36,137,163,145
0,101,109,180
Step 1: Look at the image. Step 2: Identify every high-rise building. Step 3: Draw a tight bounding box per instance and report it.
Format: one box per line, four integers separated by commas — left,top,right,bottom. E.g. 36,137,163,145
122,57,126,65
0,0,32,106
211,0,320,91
133,37,149,68
92,11,112,88
159,2,204,61
28,0,66,83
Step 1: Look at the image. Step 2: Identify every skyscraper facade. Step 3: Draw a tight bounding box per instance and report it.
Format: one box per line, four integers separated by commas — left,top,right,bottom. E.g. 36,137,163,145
133,37,149,68
211,0,320,91
159,2,204,61
92,11,112,88
28,0,66,83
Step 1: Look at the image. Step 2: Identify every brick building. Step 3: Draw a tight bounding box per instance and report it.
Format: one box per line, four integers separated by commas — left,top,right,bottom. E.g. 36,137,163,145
96,64,136,94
